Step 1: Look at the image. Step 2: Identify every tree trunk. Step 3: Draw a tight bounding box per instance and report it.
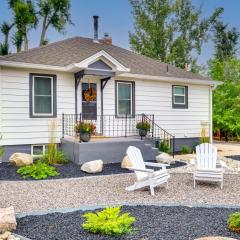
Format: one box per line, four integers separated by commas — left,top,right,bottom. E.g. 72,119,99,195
39,16,47,46
24,34,28,51
17,45,21,52
4,34,9,46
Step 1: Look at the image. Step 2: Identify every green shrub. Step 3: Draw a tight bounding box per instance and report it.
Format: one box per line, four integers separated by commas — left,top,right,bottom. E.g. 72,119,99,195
228,212,240,233
136,121,151,131
82,206,135,236
0,146,4,158
159,141,170,153
40,149,69,165
180,145,191,154
17,161,59,180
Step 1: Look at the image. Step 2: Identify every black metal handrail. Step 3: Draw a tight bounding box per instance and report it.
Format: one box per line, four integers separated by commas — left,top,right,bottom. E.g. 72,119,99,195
62,113,146,138
62,113,175,157
142,114,175,157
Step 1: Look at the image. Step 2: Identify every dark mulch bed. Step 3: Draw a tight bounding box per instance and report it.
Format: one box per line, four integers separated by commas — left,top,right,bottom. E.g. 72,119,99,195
226,155,240,161
0,161,186,181
15,205,240,240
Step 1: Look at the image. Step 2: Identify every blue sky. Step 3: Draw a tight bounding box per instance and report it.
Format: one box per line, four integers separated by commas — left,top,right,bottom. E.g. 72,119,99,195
0,0,239,66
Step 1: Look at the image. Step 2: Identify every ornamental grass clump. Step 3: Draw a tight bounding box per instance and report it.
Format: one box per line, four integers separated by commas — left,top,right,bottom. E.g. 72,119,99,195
228,212,240,233
181,145,191,154
41,148,69,165
17,161,59,180
82,206,136,236
0,146,4,158
159,141,170,153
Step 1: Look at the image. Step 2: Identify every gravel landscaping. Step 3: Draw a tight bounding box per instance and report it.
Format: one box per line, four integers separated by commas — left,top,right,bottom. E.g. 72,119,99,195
1,173,240,214
0,161,186,181
14,205,240,240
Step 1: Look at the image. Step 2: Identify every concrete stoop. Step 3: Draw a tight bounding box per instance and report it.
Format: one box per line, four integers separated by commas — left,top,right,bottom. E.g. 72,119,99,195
61,137,159,165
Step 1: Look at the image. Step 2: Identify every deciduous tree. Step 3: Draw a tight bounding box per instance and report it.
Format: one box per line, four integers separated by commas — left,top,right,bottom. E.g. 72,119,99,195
129,0,223,72
38,0,72,46
10,0,37,51
213,21,239,61
209,59,240,139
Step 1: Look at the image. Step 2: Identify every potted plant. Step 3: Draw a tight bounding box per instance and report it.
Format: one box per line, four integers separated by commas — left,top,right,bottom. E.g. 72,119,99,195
136,121,151,138
75,121,96,142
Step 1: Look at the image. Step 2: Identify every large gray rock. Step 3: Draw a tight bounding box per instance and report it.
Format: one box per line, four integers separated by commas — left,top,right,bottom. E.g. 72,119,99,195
9,153,33,167
81,160,103,173
156,152,174,164
0,207,17,234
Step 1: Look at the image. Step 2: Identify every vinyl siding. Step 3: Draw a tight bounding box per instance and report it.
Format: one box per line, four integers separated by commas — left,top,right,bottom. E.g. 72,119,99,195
103,77,210,139
0,67,210,146
1,67,75,145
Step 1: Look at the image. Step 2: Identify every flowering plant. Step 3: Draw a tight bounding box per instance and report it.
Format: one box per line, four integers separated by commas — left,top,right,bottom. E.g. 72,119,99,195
74,121,96,134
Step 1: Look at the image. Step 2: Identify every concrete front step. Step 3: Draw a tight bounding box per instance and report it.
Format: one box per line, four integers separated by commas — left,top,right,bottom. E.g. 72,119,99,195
61,137,159,165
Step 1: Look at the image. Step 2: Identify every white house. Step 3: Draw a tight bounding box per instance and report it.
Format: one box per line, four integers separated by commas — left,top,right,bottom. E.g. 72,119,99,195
0,22,219,162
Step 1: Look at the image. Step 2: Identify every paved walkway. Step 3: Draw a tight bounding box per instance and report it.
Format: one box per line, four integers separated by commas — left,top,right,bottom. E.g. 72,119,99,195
1,173,240,214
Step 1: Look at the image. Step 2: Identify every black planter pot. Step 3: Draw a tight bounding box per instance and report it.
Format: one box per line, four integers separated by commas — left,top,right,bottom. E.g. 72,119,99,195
138,129,147,137
80,132,91,142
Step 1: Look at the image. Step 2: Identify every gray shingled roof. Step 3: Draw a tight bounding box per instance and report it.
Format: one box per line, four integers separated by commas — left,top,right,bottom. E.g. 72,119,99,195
0,36,209,80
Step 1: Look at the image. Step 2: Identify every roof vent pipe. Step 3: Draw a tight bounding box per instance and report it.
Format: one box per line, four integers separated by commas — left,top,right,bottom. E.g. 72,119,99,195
93,15,99,43
166,64,169,74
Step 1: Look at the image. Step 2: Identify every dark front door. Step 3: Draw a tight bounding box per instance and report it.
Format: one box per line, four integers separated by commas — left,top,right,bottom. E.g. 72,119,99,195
82,83,97,120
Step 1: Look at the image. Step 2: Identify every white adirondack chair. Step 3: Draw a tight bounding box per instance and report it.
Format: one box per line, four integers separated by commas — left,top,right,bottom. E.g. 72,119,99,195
126,146,170,196
191,143,227,189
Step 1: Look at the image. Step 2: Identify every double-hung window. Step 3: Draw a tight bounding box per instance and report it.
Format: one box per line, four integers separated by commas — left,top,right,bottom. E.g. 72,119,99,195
30,74,57,117
172,85,188,109
116,81,135,117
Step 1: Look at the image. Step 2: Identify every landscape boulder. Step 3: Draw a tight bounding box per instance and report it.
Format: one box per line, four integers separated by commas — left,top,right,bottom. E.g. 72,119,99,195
9,153,33,167
121,155,132,169
0,207,17,234
81,160,103,173
156,152,174,164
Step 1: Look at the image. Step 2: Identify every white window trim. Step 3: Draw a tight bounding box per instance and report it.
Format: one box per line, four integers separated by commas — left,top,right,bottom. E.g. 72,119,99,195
31,144,46,157
173,86,186,105
117,82,133,116
32,75,54,117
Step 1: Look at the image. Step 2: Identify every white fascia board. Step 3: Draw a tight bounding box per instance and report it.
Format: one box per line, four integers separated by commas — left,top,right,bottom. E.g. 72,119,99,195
0,60,71,72
74,50,130,72
118,73,222,86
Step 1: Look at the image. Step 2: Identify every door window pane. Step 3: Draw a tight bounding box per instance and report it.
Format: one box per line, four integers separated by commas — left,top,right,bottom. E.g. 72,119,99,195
82,83,97,120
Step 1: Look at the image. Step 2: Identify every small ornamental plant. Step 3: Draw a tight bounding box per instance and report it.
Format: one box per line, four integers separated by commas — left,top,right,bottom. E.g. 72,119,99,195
82,206,136,236
17,161,59,180
181,145,191,154
0,146,4,158
136,121,151,131
228,212,240,233
159,141,170,153
74,121,96,134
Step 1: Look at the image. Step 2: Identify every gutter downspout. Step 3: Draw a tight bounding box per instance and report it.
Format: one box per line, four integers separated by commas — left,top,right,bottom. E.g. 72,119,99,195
209,84,218,143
